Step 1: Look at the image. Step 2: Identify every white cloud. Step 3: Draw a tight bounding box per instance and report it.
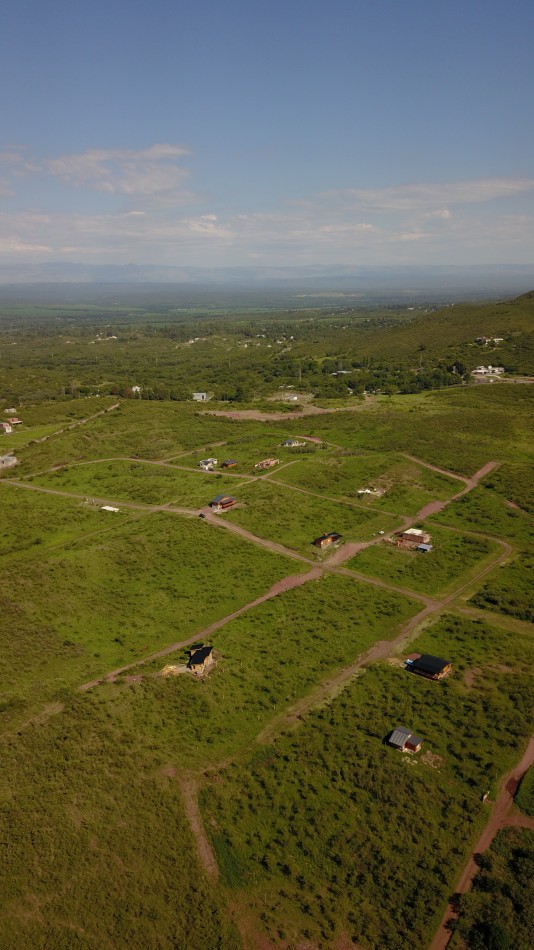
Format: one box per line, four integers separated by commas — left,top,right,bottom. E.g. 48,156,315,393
322,179,534,213
44,144,191,199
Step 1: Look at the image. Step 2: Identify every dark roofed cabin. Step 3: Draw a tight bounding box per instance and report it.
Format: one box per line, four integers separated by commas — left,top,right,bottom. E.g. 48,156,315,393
221,459,237,468
410,654,451,680
188,646,214,675
209,494,236,511
312,531,342,548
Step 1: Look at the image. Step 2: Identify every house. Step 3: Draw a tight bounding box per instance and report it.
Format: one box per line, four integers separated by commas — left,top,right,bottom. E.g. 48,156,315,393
101,505,120,512
199,458,217,471
417,543,433,553
389,726,423,753
7,417,22,425
409,654,451,680
0,453,17,469
1,423,12,434
312,531,342,548
131,385,141,394
192,392,209,402
209,494,236,511
221,459,238,469
400,528,431,544
254,458,279,470
188,646,214,676
281,439,305,447
472,365,504,376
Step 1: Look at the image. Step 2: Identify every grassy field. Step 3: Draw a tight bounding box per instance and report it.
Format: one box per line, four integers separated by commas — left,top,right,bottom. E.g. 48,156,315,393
0,484,126,559
104,573,420,768
451,827,534,950
273,450,460,515
224,478,400,553
469,551,534,622
200,613,533,948
347,526,498,595
29,459,248,507
289,385,533,476
0,511,300,722
0,693,238,950
432,482,533,547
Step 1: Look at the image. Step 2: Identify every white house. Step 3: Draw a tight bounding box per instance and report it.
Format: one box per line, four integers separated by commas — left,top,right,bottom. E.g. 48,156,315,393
192,392,209,402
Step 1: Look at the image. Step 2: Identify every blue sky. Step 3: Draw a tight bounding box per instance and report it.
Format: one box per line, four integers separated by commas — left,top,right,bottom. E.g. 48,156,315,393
1,0,533,267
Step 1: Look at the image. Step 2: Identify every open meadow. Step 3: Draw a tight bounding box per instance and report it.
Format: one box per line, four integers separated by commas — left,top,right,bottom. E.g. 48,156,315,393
200,613,533,948
0,295,532,949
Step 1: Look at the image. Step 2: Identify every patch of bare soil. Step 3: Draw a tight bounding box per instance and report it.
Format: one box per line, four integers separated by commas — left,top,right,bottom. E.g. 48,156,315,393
463,667,481,689
421,750,444,771
227,901,278,950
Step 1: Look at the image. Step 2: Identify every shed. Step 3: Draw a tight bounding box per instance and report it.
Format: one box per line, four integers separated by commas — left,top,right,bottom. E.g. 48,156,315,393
221,459,238,468
410,654,451,680
312,531,342,548
192,392,208,401
417,544,433,553
188,646,214,675
209,494,236,511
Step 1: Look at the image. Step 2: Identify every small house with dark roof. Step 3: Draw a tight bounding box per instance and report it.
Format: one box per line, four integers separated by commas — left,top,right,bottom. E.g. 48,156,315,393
209,494,236,511
312,531,342,549
409,654,451,680
389,726,423,753
188,646,214,676
417,543,433,553
221,459,238,469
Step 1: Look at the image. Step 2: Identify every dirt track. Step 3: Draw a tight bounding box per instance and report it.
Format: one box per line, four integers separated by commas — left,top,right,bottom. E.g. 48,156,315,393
430,736,534,950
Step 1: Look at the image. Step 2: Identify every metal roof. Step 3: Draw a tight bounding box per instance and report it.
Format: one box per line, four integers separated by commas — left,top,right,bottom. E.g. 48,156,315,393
390,726,412,747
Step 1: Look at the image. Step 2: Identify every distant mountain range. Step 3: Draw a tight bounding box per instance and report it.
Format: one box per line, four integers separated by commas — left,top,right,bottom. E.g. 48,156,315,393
0,263,532,308
0,262,532,287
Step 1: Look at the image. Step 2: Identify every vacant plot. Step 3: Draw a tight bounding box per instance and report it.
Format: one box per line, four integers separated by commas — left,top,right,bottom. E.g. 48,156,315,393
347,527,497,595
224,478,399,553
0,512,299,720
29,459,245,507
0,485,118,559
469,551,534,622
432,483,533,547
200,614,532,948
274,451,459,515
0,695,236,949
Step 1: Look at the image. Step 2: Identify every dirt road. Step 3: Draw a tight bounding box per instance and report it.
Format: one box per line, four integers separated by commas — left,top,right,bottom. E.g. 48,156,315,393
78,568,322,691
178,774,220,880
430,735,534,950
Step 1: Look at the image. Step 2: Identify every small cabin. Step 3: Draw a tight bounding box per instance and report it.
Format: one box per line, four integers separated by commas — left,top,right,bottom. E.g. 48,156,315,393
312,531,342,549
221,459,238,469
389,726,423,753
192,392,209,402
409,654,451,680
417,543,433,553
209,494,236,511
188,646,214,676
255,458,279,470
400,528,431,544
